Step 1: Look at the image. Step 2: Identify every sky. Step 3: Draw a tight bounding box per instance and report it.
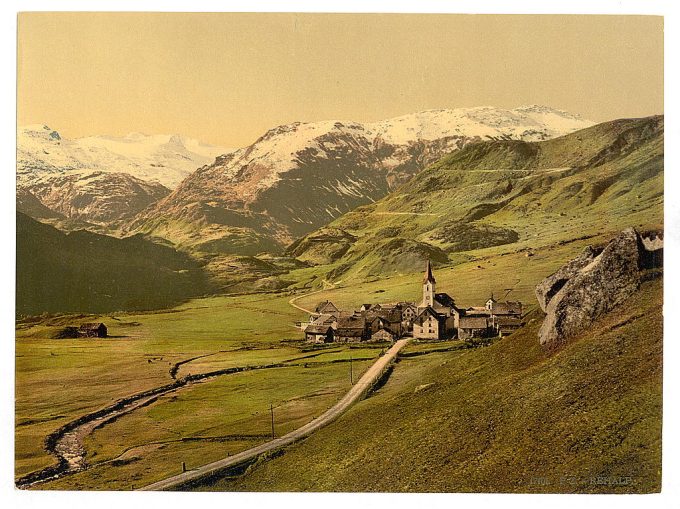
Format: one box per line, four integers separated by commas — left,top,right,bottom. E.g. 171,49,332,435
17,13,663,148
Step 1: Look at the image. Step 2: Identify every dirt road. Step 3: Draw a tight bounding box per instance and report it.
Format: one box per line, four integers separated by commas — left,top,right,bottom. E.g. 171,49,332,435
288,279,338,314
139,338,410,491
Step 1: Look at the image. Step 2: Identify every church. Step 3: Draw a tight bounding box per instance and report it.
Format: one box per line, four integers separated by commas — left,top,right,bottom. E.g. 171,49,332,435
412,261,460,339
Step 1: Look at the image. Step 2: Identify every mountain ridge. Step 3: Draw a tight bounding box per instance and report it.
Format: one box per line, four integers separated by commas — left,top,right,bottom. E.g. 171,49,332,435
287,115,663,281
131,105,593,255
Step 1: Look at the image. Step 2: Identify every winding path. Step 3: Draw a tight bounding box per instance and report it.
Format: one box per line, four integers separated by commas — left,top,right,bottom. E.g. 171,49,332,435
288,279,338,314
139,338,410,491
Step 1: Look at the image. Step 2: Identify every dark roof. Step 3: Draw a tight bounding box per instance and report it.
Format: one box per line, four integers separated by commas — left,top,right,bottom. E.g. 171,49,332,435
366,308,402,323
464,307,491,316
414,306,445,325
79,322,106,330
361,304,373,310
371,329,394,339
315,300,339,314
305,325,333,335
434,293,456,308
310,313,335,325
336,328,364,337
491,301,523,315
417,306,439,317
423,260,436,284
459,316,489,329
337,315,365,329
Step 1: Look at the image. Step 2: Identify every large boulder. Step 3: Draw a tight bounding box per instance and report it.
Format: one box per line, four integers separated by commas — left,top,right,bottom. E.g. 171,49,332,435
535,245,602,312
536,227,662,345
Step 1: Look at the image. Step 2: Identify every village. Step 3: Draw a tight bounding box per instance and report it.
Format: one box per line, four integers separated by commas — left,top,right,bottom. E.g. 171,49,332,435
302,261,523,343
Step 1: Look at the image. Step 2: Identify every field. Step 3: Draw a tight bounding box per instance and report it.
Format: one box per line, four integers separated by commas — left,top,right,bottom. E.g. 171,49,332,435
16,290,379,488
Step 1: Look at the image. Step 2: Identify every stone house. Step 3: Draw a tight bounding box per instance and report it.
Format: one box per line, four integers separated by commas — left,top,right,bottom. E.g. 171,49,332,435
494,316,523,336
305,325,334,343
399,303,418,331
315,300,340,316
335,315,367,342
78,323,107,338
490,300,523,317
305,313,337,328
413,306,446,339
365,308,403,337
458,316,490,339
370,328,395,343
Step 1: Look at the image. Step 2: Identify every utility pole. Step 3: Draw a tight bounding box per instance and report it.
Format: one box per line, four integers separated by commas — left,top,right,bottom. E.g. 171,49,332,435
270,402,275,439
350,355,353,385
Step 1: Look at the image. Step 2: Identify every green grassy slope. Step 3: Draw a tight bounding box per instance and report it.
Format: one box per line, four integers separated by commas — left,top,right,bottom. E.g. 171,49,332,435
16,212,215,315
288,116,663,281
202,277,662,493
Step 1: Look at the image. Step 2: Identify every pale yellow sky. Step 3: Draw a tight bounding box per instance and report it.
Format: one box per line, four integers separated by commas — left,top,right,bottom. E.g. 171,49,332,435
17,13,663,148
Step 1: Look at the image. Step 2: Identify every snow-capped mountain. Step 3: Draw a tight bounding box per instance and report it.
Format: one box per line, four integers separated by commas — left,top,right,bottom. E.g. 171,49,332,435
17,125,230,189
132,105,593,255
366,105,593,144
17,125,231,229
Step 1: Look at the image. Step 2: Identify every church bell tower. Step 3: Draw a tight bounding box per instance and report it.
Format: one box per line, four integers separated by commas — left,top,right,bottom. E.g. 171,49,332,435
422,260,436,307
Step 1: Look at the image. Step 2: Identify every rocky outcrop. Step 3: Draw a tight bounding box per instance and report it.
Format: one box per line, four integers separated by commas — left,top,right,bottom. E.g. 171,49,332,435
536,228,663,345
22,171,170,227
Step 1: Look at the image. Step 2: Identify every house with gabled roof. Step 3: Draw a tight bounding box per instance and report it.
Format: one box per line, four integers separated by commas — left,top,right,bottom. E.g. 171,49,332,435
458,316,490,339
494,316,523,336
335,315,367,343
305,325,334,343
413,306,446,340
314,300,340,316
370,328,395,343
491,301,523,317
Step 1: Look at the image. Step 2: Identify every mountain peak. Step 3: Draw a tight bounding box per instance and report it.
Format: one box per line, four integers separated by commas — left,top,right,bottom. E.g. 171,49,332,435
513,104,585,118
20,124,61,141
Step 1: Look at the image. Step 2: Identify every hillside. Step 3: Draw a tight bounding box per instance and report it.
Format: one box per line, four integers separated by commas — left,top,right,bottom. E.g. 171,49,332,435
18,172,171,230
130,106,592,255
16,212,214,316
289,116,663,281
200,276,662,493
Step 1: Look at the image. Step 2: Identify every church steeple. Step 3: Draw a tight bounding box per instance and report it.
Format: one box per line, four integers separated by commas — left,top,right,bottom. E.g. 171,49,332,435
422,260,436,307
423,260,436,284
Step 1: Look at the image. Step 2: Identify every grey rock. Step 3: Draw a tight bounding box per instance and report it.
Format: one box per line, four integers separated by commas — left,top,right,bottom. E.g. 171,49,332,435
534,245,601,312
537,227,661,345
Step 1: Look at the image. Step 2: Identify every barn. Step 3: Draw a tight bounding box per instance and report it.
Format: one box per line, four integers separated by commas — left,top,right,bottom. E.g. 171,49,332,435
458,316,489,340
78,323,108,338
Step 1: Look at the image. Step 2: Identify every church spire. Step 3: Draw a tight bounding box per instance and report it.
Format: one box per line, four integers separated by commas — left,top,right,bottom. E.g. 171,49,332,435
423,260,436,284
